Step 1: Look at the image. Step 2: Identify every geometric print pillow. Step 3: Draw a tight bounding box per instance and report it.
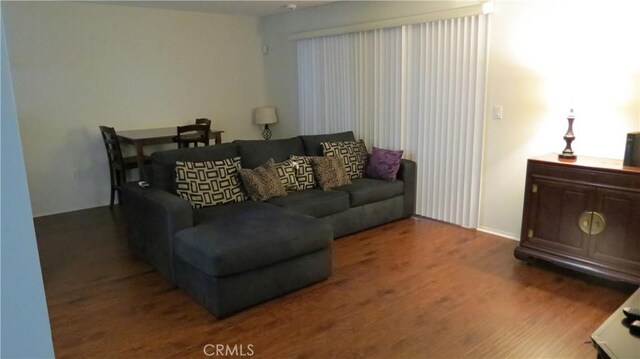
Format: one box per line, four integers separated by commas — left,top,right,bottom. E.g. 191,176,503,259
289,155,318,190
274,159,300,191
175,157,247,208
321,140,368,179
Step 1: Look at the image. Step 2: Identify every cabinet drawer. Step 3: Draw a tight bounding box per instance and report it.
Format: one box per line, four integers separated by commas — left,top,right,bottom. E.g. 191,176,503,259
529,162,640,190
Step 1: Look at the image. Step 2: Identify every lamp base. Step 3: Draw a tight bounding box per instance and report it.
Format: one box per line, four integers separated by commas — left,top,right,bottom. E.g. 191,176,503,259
559,110,576,161
558,153,577,161
261,124,272,140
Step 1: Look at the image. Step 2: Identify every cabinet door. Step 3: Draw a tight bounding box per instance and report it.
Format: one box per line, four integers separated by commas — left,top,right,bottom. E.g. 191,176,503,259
589,189,640,275
524,179,595,257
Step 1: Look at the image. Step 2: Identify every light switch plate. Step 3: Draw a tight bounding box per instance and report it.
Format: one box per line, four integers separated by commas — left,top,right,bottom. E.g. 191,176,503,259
493,105,503,120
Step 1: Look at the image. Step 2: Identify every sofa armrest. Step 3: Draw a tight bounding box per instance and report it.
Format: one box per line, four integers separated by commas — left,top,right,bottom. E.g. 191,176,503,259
397,159,417,217
120,182,193,282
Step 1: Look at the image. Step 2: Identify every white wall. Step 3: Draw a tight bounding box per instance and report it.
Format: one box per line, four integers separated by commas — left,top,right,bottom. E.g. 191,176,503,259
260,0,640,239
4,2,267,216
1,13,54,357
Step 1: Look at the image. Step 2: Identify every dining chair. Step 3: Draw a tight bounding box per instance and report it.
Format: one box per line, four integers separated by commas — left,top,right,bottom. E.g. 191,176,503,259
99,126,150,209
176,123,211,148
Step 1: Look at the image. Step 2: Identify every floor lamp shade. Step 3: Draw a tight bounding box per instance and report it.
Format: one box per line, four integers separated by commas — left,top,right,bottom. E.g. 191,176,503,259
254,106,278,140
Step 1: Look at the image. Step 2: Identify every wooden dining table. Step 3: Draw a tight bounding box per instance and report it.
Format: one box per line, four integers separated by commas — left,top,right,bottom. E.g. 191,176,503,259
117,126,224,179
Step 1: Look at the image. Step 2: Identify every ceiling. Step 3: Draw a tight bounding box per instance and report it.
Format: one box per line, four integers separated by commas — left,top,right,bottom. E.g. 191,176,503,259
99,1,335,17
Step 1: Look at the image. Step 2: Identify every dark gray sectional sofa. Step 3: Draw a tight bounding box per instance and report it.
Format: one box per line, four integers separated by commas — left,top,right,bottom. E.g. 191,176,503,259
121,131,416,317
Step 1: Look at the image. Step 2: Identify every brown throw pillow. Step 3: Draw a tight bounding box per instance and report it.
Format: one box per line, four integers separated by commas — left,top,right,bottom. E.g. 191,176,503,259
311,156,351,191
239,159,287,201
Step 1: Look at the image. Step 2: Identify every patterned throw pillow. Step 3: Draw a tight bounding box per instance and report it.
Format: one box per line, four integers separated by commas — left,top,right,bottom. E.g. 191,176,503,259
321,140,368,179
274,159,300,191
239,159,287,202
289,155,318,190
365,147,404,181
311,156,351,191
175,157,247,208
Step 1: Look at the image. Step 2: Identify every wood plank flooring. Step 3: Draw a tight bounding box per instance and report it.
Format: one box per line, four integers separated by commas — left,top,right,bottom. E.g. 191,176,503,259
34,207,636,358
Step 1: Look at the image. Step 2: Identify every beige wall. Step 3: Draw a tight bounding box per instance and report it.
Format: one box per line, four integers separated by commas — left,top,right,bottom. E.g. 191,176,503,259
260,0,640,239
4,2,267,216
480,0,640,239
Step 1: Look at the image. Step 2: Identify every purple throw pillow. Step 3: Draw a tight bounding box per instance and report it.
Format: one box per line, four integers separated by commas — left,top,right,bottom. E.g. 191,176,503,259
365,147,403,181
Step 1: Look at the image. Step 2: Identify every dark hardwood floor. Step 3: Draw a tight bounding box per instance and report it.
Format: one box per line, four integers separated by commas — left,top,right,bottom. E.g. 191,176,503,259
34,207,635,358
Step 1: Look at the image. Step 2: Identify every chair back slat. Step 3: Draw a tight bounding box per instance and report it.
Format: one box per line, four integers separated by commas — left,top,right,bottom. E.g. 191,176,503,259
176,123,210,148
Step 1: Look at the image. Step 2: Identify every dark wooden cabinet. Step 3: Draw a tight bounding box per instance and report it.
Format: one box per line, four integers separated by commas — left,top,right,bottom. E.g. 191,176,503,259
515,154,640,284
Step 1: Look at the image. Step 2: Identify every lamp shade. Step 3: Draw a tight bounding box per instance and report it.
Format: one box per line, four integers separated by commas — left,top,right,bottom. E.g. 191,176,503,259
253,106,278,125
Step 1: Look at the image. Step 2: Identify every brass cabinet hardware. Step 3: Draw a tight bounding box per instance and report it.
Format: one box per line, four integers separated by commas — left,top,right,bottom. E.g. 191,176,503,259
532,184,538,193
578,211,607,235
527,229,533,238
590,211,606,235
578,211,594,234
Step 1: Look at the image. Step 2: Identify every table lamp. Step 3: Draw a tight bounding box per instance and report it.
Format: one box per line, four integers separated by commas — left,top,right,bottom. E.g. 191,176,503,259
558,109,577,160
253,106,278,140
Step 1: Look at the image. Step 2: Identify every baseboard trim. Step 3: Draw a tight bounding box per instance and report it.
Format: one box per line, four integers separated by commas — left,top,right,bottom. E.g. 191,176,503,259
412,216,520,241
477,226,519,242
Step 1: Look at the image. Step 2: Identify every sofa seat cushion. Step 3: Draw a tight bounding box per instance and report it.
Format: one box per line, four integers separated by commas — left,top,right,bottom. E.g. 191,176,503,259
266,189,350,218
175,202,332,277
334,178,404,207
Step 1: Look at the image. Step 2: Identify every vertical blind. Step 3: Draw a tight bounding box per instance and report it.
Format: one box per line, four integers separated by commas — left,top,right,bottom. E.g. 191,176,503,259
297,14,490,228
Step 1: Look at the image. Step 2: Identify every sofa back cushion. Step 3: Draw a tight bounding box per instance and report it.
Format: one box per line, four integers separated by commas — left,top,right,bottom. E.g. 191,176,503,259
234,137,305,169
300,131,356,156
151,143,240,193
